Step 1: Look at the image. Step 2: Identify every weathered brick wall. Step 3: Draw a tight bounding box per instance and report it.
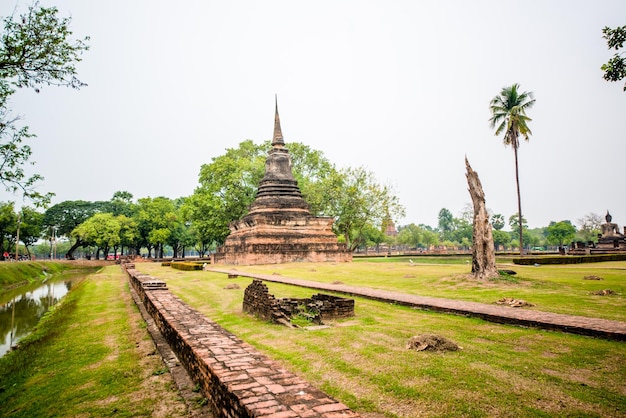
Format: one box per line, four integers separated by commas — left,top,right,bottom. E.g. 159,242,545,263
242,279,355,326
124,267,360,418
311,294,355,320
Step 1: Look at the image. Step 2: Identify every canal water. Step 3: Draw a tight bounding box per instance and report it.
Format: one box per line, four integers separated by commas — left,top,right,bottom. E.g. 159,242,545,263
0,271,84,358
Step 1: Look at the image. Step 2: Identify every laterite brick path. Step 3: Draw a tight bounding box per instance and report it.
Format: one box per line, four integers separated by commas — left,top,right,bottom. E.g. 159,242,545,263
209,268,626,341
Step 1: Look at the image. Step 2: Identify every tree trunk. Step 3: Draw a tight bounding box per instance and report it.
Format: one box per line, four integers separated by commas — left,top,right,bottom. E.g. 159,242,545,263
65,238,83,260
465,158,499,279
513,144,524,255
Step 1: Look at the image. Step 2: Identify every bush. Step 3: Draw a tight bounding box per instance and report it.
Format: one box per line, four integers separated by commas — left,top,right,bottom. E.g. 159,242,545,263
170,262,203,271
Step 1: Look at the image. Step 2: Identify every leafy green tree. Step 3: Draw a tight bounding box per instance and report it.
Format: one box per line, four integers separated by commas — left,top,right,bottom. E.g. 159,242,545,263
508,214,528,240
601,25,626,91
421,228,439,250
189,140,266,245
286,142,340,215
0,201,17,258
437,208,454,241
135,197,176,258
16,206,43,258
330,166,404,251
360,223,386,253
109,191,135,217
43,200,103,258
546,221,577,247
116,214,139,256
526,227,546,250
451,217,473,247
489,83,535,255
397,223,424,250
189,140,403,252
72,213,120,259
0,3,89,204
492,229,511,251
165,198,195,258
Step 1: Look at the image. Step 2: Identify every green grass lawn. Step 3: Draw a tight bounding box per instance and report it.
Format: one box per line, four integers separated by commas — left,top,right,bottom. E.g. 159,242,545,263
223,258,626,321
0,266,187,417
136,260,626,417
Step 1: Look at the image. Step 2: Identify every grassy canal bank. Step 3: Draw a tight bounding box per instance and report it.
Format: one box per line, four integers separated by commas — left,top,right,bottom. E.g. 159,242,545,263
0,264,187,417
0,261,75,290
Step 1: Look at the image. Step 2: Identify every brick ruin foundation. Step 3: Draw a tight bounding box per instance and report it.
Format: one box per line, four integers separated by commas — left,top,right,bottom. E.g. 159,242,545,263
123,263,360,417
242,279,355,327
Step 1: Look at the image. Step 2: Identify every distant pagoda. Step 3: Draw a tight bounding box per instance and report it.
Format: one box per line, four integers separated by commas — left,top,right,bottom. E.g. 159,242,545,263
212,98,352,265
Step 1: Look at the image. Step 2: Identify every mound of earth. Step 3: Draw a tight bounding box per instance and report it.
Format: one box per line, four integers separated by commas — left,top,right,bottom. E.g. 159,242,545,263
591,289,615,296
583,275,604,280
224,283,241,290
407,334,460,352
496,297,534,307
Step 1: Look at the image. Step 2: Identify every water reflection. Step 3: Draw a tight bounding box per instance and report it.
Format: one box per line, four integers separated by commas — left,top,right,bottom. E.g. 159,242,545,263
0,278,77,358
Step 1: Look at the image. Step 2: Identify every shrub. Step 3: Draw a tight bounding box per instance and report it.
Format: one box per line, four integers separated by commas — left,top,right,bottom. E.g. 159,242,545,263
170,262,203,271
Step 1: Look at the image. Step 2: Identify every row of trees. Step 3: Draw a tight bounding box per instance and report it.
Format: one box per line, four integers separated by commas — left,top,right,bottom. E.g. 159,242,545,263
0,188,605,261
390,209,596,253
1,140,405,260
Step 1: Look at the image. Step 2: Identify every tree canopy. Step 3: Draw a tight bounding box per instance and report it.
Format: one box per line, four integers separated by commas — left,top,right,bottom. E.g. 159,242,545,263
601,25,626,91
0,2,89,205
186,140,404,252
546,220,577,247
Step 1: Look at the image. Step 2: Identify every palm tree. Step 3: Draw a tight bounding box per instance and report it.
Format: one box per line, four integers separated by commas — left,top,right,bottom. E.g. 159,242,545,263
489,83,535,255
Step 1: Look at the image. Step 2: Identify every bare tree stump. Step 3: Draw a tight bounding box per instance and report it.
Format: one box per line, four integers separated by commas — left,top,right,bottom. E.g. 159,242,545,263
465,157,499,279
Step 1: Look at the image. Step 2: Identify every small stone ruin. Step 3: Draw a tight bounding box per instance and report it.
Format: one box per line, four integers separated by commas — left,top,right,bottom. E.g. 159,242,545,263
242,279,355,327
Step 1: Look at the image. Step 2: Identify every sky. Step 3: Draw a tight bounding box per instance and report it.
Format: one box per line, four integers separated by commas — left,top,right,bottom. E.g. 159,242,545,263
2,0,625,230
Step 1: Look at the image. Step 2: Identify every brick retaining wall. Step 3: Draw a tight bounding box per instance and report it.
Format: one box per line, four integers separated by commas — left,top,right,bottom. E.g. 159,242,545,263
124,265,360,418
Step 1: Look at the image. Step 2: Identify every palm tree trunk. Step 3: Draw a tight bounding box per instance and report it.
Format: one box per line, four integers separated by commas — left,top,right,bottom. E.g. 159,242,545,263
513,145,524,255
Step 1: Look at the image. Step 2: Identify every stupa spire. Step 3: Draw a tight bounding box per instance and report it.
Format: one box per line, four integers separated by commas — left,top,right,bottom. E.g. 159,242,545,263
272,94,284,146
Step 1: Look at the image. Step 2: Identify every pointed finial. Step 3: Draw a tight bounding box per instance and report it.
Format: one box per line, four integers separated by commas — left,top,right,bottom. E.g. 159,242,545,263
272,94,284,146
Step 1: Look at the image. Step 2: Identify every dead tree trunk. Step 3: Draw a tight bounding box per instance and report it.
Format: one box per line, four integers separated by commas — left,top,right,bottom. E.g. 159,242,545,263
465,157,499,279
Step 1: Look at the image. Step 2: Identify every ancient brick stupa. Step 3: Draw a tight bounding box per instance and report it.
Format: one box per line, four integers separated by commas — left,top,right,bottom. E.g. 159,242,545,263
212,99,352,265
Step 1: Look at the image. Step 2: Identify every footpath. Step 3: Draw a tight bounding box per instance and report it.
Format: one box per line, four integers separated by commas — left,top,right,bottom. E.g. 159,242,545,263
209,268,626,341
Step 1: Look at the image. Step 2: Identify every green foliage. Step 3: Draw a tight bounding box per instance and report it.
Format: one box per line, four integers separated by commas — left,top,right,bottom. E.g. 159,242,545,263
188,140,404,251
189,140,266,245
437,208,454,237
508,214,528,239
397,223,439,249
546,220,577,246
135,196,177,257
489,84,535,148
601,25,626,91
0,3,89,205
489,83,535,254
492,229,511,251
170,261,203,271
331,166,404,251
435,208,472,247
72,213,121,256
43,200,103,237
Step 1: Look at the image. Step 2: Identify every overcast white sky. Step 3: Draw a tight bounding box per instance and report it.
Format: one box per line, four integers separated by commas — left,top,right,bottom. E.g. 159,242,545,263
2,0,625,229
